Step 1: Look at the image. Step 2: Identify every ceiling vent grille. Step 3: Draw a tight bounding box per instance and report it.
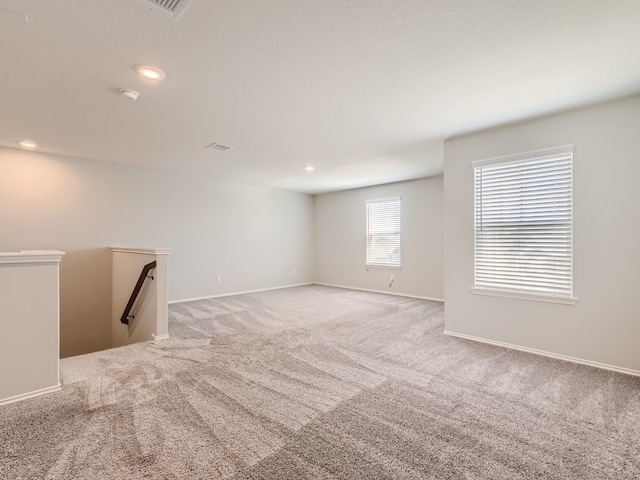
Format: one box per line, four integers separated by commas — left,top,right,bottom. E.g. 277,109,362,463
136,0,193,20
206,143,232,152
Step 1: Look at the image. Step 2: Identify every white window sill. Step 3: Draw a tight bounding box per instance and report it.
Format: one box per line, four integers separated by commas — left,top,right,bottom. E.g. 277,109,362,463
365,264,403,270
470,287,577,305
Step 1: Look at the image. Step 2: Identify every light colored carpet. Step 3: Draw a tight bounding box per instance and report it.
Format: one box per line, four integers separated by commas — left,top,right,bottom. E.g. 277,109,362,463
1,285,639,479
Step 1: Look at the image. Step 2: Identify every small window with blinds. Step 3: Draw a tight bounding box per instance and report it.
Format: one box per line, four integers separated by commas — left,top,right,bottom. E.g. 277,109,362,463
472,145,575,304
366,197,401,268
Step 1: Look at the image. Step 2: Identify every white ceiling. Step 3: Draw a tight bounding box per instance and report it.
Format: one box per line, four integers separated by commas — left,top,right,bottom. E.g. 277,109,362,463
1,0,640,194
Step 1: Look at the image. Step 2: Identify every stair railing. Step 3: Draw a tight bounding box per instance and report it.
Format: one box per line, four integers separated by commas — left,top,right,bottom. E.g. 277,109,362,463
120,261,156,324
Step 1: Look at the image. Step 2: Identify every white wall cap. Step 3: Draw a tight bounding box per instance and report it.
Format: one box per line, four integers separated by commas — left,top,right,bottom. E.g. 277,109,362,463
110,247,171,256
0,250,65,264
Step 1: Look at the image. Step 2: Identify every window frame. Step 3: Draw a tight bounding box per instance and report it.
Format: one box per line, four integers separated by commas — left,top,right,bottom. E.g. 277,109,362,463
365,197,402,269
471,145,577,305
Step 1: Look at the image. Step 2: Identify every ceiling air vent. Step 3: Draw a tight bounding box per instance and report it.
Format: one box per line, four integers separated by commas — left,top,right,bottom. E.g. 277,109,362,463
206,143,232,152
136,0,193,20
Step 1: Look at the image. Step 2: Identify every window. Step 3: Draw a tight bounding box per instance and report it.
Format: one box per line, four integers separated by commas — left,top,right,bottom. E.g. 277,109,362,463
472,145,574,303
366,197,401,268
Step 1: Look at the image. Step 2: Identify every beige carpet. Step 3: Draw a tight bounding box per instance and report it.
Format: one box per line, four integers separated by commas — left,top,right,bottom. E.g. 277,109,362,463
1,285,639,479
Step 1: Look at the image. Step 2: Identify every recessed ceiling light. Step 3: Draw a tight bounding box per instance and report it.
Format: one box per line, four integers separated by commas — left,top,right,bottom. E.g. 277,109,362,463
135,64,165,80
18,140,37,148
303,165,315,172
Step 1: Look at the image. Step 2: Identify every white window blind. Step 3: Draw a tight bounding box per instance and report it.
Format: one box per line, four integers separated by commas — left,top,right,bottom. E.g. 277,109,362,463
473,145,573,299
366,197,401,267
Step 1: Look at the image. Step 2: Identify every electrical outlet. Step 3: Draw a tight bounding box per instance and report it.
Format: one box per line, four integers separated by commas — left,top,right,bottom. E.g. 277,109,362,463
292,269,296,275
217,276,222,283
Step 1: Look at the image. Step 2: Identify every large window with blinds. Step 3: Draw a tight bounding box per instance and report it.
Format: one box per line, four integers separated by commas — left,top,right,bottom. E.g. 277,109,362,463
472,145,575,303
366,197,401,268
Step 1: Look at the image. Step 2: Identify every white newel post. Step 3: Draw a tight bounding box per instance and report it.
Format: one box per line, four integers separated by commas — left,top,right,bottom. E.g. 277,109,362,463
111,247,170,348
0,250,65,405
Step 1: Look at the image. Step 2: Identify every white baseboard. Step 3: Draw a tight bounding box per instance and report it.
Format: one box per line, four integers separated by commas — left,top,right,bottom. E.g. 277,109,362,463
0,384,62,406
152,334,170,342
169,282,443,305
314,282,444,302
169,283,314,304
444,330,640,377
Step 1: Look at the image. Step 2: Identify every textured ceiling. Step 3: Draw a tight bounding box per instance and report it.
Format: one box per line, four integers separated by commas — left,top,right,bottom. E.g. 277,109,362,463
1,0,640,194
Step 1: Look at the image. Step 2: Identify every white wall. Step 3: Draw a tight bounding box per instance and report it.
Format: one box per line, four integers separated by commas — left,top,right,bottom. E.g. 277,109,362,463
444,95,640,373
0,251,63,404
0,147,314,357
314,176,444,300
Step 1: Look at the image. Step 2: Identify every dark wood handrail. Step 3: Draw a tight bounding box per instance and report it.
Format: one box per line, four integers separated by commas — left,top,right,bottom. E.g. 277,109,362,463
120,261,156,324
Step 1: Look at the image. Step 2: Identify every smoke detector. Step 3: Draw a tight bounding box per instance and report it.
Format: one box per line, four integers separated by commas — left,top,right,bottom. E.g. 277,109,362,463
206,142,232,152
136,0,193,20
119,89,140,101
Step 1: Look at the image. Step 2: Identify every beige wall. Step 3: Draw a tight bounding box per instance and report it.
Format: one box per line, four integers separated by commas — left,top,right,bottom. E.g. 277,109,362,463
0,148,315,357
314,176,444,300
443,95,640,373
